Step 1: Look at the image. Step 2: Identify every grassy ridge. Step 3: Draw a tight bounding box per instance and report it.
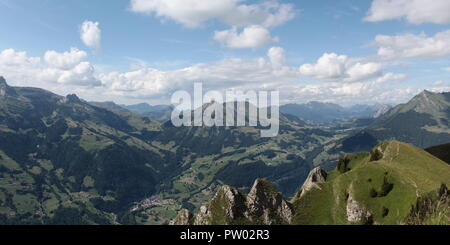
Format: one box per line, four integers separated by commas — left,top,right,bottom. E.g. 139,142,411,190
292,141,450,225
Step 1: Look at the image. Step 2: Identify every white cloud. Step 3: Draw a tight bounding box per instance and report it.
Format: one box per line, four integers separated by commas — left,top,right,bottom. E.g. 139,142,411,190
98,48,299,99
267,46,287,69
214,25,278,49
364,0,450,24
429,86,450,93
0,47,419,106
129,0,295,49
0,49,40,66
375,72,407,83
44,48,87,70
0,48,100,87
445,67,450,72
299,53,383,83
374,30,450,60
129,0,296,28
277,81,419,106
80,21,101,49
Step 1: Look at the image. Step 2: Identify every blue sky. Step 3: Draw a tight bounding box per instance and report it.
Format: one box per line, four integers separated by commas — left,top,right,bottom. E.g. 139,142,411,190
0,0,450,105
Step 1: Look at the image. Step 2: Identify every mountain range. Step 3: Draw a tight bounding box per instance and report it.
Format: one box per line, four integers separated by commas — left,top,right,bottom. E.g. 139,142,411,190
342,90,450,152
1,76,450,225
91,100,392,125
0,77,347,224
279,102,391,124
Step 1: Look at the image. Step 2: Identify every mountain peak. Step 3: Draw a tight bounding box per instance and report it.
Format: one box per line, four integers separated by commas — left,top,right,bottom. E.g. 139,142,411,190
64,94,82,103
409,89,447,112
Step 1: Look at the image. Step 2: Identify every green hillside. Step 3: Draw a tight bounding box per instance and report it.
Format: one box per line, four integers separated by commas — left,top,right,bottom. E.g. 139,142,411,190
292,141,450,225
175,141,450,225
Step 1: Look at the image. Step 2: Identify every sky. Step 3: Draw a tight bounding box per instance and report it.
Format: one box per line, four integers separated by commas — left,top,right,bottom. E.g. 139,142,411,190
0,0,450,106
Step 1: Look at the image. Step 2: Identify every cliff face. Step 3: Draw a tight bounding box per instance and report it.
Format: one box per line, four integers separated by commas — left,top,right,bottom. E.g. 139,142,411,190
172,141,450,225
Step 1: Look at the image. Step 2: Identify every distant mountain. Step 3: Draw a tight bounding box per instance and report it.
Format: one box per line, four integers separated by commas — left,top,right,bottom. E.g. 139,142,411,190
89,101,130,114
279,101,391,123
173,141,450,225
124,103,173,122
342,90,450,152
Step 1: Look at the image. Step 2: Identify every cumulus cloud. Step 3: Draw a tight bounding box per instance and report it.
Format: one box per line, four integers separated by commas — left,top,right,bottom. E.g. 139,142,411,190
129,0,295,49
98,47,299,99
80,21,101,49
129,0,296,28
44,48,87,70
0,48,100,87
277,81,419,106
267,46,287,69
214,25,278,49
0,47,419,105
364,0,450,24
429,86,450,93
299,53,383,83
374,30,450,60
375,72,407,83
0,49,40,66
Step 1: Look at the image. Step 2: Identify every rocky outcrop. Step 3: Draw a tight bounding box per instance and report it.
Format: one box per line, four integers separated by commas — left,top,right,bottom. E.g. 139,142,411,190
61,94,82,104
298,167,327,198
172,179,294,225
346,197,373,224
0,76,17,97
192,185,247,225
246,179,294,224
170,209,193,225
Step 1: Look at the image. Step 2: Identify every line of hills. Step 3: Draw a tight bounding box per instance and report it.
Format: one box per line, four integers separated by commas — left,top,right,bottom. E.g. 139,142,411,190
0,76,449,224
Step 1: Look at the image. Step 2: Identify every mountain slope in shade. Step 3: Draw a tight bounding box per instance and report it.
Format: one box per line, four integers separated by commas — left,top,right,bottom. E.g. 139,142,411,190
426,143,450,164
342,90,450,152
173,141,450,225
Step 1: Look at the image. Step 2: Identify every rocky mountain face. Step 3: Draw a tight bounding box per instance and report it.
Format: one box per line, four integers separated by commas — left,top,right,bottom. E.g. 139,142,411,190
173,141,450,225
342,90,450,152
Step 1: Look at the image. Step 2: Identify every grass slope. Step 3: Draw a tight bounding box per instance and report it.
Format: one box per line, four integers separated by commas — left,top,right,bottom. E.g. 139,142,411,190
292,141,450,225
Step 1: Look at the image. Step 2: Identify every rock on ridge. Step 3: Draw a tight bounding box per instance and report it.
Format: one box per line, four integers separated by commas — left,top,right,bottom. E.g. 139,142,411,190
346,196,373,224
0,76,17,97
172,179,294,225
245,179,294,224
170,209,193,225
298,167,327,198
